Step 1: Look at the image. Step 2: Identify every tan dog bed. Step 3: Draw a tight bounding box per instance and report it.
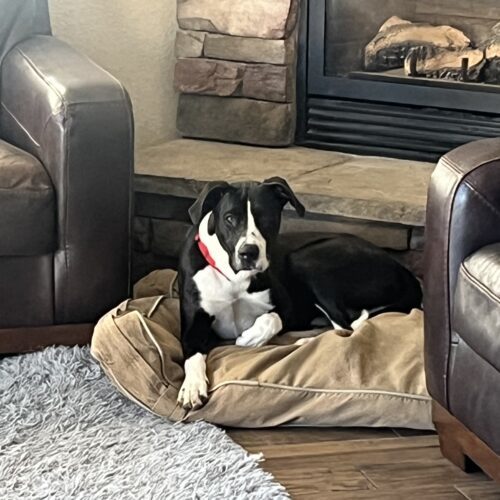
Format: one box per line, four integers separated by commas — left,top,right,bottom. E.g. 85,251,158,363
91,270,433,429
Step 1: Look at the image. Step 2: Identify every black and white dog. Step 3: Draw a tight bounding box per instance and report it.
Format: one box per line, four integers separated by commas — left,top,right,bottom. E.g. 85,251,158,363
177,177,422,409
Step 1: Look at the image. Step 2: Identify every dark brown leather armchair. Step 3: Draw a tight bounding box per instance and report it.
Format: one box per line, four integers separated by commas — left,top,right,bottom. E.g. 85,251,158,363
424,137,500,482
0,0,133,352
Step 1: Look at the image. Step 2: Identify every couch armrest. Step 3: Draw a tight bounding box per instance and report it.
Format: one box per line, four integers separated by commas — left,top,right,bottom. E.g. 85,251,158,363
0,35,133,323
423,138,500,408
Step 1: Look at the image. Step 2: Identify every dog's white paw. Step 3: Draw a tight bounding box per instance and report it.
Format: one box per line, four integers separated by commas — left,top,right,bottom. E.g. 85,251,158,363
177,353,208,410
236,312,283,348
351,309,369,330
294,337,315,346
177,378,208,410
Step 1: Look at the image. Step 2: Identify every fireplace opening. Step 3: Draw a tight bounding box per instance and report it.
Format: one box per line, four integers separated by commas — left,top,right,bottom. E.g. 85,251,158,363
297,0,500,161
326,0,500,85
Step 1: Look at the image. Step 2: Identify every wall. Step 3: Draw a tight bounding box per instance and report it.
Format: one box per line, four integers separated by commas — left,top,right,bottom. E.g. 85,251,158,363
49,0,178,149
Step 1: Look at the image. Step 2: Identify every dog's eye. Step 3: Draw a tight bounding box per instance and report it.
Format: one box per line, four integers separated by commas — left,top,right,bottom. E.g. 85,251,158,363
225,214,236,225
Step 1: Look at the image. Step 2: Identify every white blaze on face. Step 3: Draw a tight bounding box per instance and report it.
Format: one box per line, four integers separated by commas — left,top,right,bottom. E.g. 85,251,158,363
235,200,269,272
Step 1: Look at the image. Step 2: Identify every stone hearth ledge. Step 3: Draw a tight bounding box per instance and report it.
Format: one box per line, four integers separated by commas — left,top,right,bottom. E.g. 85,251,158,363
135,139,435,227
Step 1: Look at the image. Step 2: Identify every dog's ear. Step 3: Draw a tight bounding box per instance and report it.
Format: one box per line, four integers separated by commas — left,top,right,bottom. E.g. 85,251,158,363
263,177,305,217
189,181,232,225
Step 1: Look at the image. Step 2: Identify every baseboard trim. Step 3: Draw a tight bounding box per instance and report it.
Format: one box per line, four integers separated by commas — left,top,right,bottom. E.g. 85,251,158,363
0,323,94,355
433,401,500,483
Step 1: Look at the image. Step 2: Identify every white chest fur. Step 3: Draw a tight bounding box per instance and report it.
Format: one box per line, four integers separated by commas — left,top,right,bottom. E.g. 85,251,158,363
193,266,274,339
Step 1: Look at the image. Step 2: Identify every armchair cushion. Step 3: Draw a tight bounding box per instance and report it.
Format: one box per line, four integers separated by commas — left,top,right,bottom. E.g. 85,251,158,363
453,243,500,372
0,139,55,256
449,244,500,454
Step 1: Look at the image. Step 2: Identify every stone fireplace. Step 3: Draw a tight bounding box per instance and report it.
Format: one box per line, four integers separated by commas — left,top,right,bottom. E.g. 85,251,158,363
173,0,500,160
174,0,299,146
134,0,500,281
297,0,500,161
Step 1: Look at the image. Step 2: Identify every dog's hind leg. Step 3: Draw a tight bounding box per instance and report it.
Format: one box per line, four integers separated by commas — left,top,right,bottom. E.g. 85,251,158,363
287,250,354,331
292,303,357,346
288,328,327,345
351,309,369,330
311,297,354,331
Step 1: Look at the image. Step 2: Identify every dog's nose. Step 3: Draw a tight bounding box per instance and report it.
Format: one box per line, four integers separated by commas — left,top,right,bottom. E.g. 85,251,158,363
238,244,259,263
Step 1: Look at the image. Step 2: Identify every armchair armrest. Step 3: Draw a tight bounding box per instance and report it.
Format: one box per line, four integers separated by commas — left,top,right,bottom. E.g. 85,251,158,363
0,35,133,323
423,137,500,407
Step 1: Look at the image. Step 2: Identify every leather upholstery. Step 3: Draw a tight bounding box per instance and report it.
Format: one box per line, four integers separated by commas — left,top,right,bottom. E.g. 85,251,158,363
424,138,500,454
0,139,55,256
0,4,133,331
0,36,134,324
0,255,54,328
448,338,500,455
0,0,50,68
450,244,500,453
455,244,500,372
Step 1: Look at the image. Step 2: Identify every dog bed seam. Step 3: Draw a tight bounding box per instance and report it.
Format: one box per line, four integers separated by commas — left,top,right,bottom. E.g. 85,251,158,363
208,380,431,401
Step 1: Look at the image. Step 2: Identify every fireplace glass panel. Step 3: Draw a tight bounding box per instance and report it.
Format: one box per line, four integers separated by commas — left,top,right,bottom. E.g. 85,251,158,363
325,0,500,84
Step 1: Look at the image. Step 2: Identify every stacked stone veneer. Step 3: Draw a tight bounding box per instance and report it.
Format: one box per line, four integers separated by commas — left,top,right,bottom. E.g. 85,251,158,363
174,0,299,146
132,140,431,283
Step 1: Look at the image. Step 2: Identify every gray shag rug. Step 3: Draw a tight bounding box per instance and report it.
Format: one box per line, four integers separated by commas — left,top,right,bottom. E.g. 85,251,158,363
0,346,288,499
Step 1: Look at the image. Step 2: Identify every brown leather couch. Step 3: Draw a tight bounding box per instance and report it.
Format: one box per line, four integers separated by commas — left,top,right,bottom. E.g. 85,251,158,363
424,137,500,482
0,0,133,353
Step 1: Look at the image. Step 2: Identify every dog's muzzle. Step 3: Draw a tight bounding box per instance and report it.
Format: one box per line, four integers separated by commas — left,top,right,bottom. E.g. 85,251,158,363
238,244,259,270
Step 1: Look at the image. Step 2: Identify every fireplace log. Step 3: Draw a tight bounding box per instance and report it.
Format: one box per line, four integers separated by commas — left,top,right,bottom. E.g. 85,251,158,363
484,59,500,84
484,22,500,61
365,16,471,71
403,46,485,81
484,22,500,83
485,42,500,60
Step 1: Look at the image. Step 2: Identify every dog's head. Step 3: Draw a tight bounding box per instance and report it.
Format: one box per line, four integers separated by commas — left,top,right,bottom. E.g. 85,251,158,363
189,177,305,273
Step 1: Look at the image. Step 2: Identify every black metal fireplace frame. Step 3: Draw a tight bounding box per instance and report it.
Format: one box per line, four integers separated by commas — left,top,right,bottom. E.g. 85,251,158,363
296,0,500,161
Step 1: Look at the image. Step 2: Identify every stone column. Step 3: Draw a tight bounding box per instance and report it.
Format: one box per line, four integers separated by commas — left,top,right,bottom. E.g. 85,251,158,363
174,0,299,146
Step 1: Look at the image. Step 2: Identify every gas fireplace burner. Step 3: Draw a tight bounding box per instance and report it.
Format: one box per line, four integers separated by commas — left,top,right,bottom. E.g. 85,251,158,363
296,0,500,161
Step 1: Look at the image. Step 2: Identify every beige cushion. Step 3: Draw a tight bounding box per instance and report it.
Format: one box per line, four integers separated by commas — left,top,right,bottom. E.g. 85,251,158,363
91,269,433,429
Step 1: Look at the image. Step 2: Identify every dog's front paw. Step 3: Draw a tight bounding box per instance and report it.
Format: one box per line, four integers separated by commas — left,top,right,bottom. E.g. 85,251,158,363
177,354,208,410
235,331,265,348
177,374,208,410
236,312,283,348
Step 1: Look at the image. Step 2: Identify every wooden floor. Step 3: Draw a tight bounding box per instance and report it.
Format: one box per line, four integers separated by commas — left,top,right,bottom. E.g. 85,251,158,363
228,427,500,499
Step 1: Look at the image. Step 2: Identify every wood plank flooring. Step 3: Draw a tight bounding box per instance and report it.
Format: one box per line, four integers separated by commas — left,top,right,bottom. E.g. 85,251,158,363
228,427,500,499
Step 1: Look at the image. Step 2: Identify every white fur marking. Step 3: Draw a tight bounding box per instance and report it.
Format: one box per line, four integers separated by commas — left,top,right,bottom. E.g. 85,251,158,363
351,309,369,330
294,337,315,346
314,303,345,330
193,266,274,339
195,209,275,341
290,328,326,345
177,353,208,409
235,200,269,272
235,312,283,347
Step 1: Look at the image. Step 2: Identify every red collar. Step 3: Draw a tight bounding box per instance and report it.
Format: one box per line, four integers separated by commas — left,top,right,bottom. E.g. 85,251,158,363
195,234,230,280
